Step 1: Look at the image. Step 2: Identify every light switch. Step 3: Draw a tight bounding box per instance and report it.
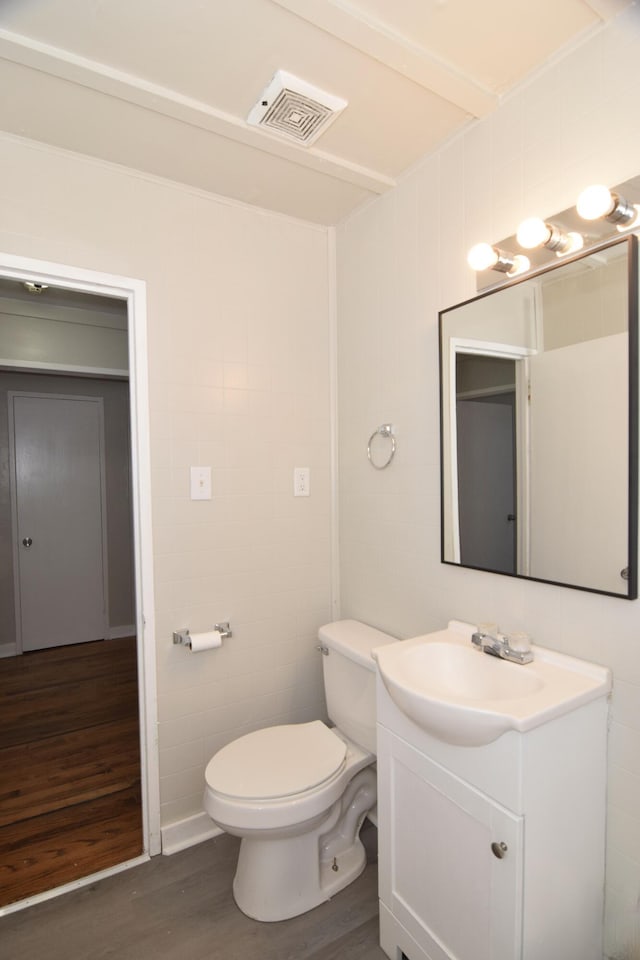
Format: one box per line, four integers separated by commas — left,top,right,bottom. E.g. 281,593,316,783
294,467,310,497
190,466,212,500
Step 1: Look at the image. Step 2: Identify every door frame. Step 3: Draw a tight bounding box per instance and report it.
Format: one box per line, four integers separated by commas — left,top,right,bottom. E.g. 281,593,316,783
446,337,533,574
0,252,160,900
8,392,110,654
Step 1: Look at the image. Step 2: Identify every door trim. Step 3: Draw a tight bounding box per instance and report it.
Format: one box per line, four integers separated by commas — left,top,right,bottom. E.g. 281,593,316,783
446,337,533,571
0,252,160,871
8,392,110,654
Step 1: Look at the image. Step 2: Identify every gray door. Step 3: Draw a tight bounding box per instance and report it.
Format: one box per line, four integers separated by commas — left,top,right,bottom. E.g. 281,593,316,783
456,395,516,574
10,393,107,651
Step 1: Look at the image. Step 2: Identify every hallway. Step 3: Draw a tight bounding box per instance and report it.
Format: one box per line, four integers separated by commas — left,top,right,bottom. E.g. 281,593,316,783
0,637,142,906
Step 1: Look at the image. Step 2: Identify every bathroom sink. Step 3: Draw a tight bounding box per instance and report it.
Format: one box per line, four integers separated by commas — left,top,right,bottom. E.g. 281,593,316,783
373,620,611,747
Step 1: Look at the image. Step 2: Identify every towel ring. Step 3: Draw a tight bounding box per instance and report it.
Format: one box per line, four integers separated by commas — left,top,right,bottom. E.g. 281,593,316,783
367,423,396,470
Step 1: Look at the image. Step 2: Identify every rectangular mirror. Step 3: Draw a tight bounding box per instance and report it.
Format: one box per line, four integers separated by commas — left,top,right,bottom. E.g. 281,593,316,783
439,235,638,598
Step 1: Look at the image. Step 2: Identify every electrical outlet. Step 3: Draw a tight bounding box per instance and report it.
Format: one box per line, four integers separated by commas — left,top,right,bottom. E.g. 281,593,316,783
293,467,310,497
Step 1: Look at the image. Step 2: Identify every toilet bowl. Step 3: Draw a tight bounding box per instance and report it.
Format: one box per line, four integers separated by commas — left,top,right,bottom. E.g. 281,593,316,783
203,619,396,922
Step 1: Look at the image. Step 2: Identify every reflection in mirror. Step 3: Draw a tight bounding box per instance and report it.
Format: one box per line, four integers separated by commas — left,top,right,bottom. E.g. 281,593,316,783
440,235,638,598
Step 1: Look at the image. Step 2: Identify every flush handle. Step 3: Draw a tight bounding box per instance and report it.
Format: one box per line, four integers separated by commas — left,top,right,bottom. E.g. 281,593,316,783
22,537,33,548
491,841,508,859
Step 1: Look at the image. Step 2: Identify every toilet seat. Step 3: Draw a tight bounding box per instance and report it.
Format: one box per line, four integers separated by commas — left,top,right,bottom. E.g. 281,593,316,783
204,722,372,834
205,721,346,800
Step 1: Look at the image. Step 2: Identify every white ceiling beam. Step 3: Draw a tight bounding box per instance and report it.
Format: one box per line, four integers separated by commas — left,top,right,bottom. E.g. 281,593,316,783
270,0,498,118
0,29,396,196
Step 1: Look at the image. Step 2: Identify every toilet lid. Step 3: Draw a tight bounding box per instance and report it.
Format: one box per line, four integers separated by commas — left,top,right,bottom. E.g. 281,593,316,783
205,721,347,800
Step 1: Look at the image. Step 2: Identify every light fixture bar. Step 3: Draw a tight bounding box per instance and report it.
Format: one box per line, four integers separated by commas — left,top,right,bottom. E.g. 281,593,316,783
472,175,640,291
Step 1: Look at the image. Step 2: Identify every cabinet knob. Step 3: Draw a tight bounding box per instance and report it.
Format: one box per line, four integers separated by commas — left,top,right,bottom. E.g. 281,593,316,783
491,841,508,859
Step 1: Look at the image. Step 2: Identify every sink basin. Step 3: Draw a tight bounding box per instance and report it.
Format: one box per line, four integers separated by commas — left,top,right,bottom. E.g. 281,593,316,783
394,642,545,701
373,620,611,747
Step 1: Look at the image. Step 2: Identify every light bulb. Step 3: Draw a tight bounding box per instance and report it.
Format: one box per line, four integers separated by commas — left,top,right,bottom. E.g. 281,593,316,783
507,254,530,277
516,217,551,250
467,243,498,272
576,184,614,221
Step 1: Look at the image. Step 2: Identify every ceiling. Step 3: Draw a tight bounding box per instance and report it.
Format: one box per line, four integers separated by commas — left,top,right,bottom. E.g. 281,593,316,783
0,0,634,225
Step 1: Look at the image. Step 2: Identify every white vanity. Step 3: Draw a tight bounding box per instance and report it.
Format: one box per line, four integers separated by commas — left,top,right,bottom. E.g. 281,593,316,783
374,620,611,960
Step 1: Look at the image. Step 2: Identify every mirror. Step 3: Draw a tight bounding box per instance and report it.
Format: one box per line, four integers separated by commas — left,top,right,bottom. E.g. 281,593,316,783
439,235,638,598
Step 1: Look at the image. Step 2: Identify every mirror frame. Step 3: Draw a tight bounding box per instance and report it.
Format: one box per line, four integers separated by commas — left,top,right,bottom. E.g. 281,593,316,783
439,234,639,599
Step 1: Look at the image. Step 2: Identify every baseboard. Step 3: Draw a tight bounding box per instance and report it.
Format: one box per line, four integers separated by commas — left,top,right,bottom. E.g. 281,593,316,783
161,811,223,856
0,633,134,654
106,624,136,640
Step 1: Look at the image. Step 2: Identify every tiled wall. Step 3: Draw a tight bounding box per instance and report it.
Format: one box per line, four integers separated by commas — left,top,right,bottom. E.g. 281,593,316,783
0,137,333,830
336,9,640,958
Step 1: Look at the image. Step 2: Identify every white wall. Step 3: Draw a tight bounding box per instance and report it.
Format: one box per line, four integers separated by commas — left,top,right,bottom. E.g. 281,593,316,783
0,136,333,832
336,9,640,959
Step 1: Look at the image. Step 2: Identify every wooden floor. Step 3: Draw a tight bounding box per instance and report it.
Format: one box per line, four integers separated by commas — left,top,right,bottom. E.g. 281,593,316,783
0,637,142,907
0,830,387,960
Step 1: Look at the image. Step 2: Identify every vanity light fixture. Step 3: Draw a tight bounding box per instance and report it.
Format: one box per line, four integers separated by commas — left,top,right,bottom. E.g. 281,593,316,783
516,217,584,256
467,242,529,277
576,184,640,231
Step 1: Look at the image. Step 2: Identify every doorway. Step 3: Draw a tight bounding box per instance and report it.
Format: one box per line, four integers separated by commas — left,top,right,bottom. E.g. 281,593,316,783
0,253,158,914
454,353,518,574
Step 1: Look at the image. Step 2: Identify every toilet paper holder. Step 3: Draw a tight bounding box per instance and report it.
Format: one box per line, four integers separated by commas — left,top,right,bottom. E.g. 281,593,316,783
173,622,232,647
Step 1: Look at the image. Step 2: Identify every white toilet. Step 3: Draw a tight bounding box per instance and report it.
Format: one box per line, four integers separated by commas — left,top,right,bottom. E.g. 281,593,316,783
203,618,395,922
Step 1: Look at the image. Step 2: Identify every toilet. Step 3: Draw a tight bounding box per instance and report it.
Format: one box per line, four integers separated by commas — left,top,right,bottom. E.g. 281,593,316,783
203,618,395,922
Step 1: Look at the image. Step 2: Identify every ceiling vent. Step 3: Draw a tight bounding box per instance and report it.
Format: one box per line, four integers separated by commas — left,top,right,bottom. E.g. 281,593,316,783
247,70,347,146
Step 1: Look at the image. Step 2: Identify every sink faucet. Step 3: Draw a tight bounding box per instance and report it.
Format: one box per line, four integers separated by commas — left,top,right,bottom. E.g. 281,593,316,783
471,627,534,665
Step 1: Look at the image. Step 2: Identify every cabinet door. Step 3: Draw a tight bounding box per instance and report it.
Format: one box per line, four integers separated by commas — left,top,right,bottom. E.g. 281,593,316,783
378,727,524,960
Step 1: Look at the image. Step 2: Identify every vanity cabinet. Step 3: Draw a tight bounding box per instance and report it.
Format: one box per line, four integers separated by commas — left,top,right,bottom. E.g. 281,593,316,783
376,676,608,960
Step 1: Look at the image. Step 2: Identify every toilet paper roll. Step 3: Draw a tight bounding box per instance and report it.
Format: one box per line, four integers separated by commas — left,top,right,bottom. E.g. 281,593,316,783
189,630,223,652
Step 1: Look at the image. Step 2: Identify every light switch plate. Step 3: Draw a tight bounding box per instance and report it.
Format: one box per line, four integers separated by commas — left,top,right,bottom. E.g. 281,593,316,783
190,466,212,500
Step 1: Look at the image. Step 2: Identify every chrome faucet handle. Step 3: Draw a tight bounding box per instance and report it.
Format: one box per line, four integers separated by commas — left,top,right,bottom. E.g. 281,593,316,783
471,626,533,663
506,631,531,653
472,623,499,649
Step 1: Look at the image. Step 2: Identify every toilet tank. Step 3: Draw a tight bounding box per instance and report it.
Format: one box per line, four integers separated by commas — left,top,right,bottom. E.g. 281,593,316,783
319,619,396,754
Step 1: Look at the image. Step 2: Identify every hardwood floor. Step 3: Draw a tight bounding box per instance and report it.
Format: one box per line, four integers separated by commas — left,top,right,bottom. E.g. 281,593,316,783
0,831,388,960
0,637,142,906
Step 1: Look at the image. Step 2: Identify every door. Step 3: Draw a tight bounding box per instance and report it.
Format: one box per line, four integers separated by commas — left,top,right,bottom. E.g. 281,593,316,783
10,393,108,651
457,394,517,573
378,728,524,960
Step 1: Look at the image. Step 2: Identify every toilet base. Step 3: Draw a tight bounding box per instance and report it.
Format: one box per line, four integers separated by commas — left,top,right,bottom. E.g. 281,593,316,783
232,766,375,922
233,830,367,922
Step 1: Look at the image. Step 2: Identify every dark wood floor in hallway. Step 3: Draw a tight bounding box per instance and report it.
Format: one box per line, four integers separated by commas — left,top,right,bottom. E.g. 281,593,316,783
0,832,387,960
0,637,142,906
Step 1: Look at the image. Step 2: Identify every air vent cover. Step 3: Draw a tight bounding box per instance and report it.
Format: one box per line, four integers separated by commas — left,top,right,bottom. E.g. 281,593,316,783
247,70,347,145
